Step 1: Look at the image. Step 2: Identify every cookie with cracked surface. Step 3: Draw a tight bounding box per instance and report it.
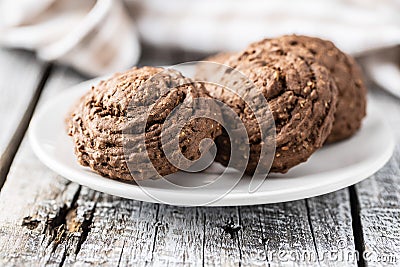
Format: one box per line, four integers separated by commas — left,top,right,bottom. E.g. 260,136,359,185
246,35,367,143
206,51,338,174
67,66,222,181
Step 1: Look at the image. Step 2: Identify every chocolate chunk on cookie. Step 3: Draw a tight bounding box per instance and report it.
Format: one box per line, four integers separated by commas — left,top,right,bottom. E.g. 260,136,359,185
67,67,222,181
247,35,367,143
202,49,338,173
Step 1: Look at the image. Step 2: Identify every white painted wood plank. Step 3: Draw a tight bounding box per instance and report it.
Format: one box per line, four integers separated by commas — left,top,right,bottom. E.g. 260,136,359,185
355,145,400,267
236,205,267,266
307,190,357,267
202,206,241,266
150,205,204,266
0,49,45,183
72,196,159,266
259,201,318,267
0,67,87,266
351,88,400,266
238,191,356,267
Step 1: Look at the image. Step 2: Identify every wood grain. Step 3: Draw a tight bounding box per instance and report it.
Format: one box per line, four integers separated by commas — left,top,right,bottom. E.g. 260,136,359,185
0,49,47,188
0,61,359,266
355,145,400,267
0,66,85,266
1,49,400,266
351,87,400,266
307,190,357,267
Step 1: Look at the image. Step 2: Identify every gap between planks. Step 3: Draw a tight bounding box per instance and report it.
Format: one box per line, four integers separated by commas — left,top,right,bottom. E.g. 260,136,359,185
0,60,52,190
0,51,365,266
349,186,366,267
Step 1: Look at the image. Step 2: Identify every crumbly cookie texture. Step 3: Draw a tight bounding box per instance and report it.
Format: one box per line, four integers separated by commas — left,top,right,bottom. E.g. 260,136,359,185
202,46,338,174
247,35,367,143
67,66,221,181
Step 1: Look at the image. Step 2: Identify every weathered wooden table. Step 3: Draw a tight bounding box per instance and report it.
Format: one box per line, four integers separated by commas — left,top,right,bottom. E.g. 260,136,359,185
0,48,399,266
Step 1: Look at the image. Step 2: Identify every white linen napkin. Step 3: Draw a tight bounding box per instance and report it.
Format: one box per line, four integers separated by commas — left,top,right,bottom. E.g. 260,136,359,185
0,0,140,76
0,0,399,95
128,0,400,55
361,46,400,98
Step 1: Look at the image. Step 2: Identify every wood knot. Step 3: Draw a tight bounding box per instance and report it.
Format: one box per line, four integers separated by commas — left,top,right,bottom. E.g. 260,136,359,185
22,216,41,230
221,218,241,239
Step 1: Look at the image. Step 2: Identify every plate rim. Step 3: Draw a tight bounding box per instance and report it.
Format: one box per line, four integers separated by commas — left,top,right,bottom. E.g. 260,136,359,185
29,77,396,206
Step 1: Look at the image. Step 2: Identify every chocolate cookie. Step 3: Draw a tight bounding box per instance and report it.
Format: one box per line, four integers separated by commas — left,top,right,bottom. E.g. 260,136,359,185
202,49,338,173
247,35,367,143
67,67,222,181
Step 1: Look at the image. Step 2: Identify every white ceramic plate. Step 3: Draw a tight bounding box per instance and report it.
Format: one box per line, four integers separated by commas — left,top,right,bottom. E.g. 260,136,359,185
29,76,395,206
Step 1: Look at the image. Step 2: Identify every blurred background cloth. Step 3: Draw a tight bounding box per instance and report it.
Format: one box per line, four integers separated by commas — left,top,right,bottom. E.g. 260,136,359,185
0,0,399,94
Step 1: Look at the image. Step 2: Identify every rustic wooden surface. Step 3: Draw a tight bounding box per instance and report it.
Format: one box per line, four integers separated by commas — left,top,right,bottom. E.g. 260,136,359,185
0,48,399,266
0,49,48,188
